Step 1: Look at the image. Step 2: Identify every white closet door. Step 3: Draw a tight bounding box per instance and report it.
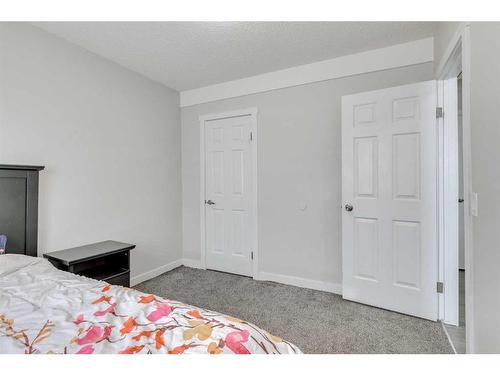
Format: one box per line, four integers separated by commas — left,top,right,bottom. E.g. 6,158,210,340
205,115,253,276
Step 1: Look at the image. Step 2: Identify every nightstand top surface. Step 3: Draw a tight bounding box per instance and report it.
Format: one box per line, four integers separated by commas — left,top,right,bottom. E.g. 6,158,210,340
43,240,135,266
0,164,45,171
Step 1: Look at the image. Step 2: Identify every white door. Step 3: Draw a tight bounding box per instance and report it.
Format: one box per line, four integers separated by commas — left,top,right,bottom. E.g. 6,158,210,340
204,114,254,276
342,81,438,320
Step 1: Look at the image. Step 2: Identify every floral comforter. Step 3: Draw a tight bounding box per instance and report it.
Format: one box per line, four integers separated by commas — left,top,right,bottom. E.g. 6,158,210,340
0,255,300,354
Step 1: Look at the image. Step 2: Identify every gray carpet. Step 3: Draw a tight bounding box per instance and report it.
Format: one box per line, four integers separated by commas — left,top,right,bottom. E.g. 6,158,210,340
135,266,453,354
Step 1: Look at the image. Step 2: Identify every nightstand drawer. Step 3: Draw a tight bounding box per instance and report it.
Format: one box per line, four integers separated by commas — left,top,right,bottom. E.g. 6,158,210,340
104,271,130,287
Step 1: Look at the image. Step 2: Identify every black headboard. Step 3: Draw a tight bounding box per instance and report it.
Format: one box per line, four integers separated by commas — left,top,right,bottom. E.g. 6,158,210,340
0,164,44,257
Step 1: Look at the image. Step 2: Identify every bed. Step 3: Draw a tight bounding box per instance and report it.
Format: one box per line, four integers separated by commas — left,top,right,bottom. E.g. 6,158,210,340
0,254,300,354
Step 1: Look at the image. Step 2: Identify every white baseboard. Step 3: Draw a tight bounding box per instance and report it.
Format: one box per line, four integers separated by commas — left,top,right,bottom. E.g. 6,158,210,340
257,271,342,295
132,257,342,295
130,259,183,286
182,258,205,269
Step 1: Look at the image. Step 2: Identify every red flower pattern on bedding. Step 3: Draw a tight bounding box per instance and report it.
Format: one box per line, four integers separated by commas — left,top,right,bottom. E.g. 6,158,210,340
66,283,298,354
225,330,251,354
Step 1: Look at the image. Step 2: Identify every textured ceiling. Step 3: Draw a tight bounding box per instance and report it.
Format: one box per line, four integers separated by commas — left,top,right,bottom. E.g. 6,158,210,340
33,22,437,91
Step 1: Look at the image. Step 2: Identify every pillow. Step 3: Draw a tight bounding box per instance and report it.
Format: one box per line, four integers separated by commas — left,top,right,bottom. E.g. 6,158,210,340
0,254,43,277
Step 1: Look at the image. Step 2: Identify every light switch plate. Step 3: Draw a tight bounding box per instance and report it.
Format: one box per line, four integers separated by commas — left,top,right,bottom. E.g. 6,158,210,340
470,192,478,216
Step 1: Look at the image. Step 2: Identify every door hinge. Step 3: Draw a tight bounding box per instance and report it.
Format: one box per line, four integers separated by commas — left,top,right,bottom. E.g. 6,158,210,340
251,251,254,260
436,107,444,119
250,131,253,141
437,282,444,294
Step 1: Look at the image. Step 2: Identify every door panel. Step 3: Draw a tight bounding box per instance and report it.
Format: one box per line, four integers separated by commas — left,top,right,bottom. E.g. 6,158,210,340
392,220,421,289
353,217,379,281
392,133,421,199
354,136,378,198
205,115,254,276
342,81,438,320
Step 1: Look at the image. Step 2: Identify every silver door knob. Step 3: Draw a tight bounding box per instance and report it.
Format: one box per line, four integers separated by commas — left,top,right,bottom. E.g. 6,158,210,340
345,204,354,212
205,199,215,205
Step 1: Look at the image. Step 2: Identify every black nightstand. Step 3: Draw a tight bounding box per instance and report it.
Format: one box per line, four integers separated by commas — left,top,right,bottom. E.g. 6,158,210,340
43,240,135,287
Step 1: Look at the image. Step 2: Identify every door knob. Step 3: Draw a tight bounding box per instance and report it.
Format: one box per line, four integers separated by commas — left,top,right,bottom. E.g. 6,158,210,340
345,203,354,212
205,199,215,205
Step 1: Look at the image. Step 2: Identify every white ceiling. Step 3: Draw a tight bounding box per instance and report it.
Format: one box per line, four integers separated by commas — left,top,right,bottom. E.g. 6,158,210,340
33,22,437,91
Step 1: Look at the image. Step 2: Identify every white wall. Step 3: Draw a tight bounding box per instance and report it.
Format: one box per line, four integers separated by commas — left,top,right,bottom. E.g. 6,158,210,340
0,23,182,281
469,22,500,353
433,21,500,353
182,62,434,290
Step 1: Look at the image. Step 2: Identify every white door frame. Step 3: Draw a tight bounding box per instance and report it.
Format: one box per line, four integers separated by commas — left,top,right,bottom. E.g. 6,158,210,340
199,107,259,277
436,23,474,353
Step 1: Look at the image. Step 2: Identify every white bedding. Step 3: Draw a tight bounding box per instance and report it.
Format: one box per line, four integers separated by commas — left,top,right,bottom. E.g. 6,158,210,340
0,255,300,354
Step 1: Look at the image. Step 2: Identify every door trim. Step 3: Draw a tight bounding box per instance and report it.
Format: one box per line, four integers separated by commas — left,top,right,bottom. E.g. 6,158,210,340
199,108,258,277
436,23,474,353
